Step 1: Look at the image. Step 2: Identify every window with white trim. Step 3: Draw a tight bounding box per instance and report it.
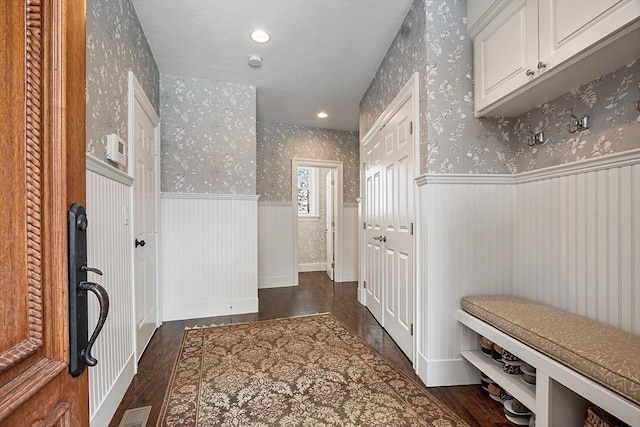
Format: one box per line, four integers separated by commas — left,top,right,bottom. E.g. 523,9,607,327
297,166,319,217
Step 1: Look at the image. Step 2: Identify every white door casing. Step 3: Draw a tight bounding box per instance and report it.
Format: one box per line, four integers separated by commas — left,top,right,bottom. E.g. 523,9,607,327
326,169,335,281
361,74,419,362
129,72,161,362
291,159,343,284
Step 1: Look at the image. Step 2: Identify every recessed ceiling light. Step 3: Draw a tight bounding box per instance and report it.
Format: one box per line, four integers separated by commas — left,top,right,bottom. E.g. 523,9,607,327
317,112,328,119
250,30,270,44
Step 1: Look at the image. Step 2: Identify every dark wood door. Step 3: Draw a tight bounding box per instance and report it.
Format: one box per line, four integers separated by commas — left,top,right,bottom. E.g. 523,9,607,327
0,1,88,425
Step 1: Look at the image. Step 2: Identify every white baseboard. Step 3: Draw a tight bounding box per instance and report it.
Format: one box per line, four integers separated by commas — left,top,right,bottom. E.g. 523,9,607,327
90,354,135,427
258,275,296,289
338,270,358,282
416,353,479,387
298,262,326,272
163,298,259,321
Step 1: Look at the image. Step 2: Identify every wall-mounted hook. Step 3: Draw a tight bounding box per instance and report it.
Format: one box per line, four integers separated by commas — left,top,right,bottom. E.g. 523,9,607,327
567,108,591,134
528,125,545,146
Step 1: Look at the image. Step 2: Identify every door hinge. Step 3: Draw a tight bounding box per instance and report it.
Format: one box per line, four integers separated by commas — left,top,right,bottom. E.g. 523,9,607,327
410,121,413,135
410,222,414,235
331,221,335,227
363,280,366,289
331,262,335,269
410,323,414,336
363,221,366,230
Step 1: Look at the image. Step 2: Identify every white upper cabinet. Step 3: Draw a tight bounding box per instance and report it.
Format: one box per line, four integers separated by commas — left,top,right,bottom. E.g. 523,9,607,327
473,0,538,112
471,0,640,117
538,0,637,68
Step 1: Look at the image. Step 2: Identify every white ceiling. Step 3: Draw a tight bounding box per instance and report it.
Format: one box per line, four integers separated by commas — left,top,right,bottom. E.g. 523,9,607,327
131,0,414,132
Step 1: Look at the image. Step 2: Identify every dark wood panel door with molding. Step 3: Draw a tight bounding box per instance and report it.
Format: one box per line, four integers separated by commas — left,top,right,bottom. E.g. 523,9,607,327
0,1,88,425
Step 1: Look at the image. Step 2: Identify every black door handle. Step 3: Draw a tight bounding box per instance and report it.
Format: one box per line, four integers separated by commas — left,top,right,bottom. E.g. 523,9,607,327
81,265,103,275
135,239,146,248
78,281,109,366
68,203,110,377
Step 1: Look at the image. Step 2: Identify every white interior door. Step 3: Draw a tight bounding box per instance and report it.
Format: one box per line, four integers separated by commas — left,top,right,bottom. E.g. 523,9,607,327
381,99,414,359
325,169,335,280
133,91,159,361
363,97,415,360
364,133,384,324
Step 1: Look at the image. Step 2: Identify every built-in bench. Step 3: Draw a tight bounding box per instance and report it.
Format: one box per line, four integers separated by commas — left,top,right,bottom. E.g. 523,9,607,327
456,295,640,427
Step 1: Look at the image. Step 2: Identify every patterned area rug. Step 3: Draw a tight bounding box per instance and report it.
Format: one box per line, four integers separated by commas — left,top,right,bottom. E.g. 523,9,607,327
157,313,468,426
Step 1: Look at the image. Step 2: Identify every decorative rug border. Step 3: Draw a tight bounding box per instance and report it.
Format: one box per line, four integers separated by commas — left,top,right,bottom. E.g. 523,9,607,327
183,312,332,330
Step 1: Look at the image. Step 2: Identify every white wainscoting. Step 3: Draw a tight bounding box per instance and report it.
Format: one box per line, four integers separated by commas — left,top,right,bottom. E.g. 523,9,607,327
416,176,515,386
414,149,640,387
162,193,259,321
86,156,135,427
513,153,640,335
258,203,296,288
258,203,359,288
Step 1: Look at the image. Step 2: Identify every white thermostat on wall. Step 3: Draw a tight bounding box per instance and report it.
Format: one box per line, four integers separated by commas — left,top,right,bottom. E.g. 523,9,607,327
106,133,127,167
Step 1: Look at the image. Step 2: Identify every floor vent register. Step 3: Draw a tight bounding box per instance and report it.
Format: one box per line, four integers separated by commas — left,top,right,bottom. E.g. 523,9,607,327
118,406,151,427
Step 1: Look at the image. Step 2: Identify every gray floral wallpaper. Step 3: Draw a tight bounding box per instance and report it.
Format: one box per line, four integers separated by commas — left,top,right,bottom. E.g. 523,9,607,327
298,168,330,265
256,121,359,203
361,0,639,175
359,0,429,171
160,74,257,194
423,0,509,174
508,61,640,172
360,0,509,174
86,0,159,170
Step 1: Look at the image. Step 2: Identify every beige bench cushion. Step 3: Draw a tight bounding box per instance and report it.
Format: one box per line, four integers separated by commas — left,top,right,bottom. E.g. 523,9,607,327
461,295,640,405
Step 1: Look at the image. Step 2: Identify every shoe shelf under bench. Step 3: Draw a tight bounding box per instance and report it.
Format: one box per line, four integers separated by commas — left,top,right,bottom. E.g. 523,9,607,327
456,309,640,427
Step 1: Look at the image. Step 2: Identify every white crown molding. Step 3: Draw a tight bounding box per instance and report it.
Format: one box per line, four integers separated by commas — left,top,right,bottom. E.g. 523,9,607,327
162,192,260,201
416,149,640,186
86,154,134,186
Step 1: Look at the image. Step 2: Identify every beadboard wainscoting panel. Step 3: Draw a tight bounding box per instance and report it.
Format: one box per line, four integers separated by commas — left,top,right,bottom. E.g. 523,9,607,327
341,204,359,282
513,160,640,335
162,194,259,320
86,162,135,426
258,203,296,288
416,176,515,386
258,203,359,287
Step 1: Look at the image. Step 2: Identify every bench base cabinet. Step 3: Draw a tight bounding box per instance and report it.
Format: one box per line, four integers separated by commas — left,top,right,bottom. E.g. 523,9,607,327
472,0,640,117
456,310,640,427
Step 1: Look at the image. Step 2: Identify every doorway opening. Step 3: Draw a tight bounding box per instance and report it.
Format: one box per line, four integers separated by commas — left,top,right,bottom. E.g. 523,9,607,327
291,159,343,286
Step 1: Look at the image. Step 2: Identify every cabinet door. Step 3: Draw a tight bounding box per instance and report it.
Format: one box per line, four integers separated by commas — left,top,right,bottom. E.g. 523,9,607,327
538,0,640,72
473,0,538,113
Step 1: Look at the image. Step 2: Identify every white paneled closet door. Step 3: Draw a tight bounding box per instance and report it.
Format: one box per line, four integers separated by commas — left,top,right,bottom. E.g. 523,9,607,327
364,97,415,360
382,99,414,358
365,132,384,323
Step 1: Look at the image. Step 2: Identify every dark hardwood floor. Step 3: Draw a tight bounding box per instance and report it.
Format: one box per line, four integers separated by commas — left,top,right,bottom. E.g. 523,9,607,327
109,272,508,426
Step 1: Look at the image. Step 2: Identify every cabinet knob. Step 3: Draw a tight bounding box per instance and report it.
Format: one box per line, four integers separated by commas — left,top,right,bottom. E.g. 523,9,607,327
526,69,535,77
537,61,547,70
